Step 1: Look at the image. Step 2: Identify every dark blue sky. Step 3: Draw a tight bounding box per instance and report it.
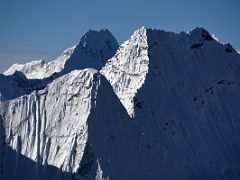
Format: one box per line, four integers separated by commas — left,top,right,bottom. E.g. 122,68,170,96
0,0,240,72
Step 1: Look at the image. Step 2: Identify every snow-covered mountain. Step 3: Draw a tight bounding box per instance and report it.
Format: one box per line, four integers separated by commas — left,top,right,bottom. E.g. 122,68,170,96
3,47,75,79
0,29,118,101
3,29,118,80
1,27,240,180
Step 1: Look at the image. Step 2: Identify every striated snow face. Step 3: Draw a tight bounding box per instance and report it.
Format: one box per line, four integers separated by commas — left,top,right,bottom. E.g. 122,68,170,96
134,28,240,179
1,27,240,180
101,27,149,117
102,27,240,179
1,69,97,173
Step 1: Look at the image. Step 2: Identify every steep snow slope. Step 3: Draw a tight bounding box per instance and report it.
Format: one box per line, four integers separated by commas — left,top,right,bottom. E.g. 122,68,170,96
136,28,240,179
0,69,98,179
3,47,75,79
0,29,118,101
3,29,118,80
1,27,240,180
1,70,98,178
62,29,118,74
71,70,152,180
101,27,149,117
102,27,240,179
0,72,41,101
0,68,159,180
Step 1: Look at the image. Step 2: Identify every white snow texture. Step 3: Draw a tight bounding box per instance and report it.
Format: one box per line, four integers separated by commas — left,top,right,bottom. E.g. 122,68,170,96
1,27,240,180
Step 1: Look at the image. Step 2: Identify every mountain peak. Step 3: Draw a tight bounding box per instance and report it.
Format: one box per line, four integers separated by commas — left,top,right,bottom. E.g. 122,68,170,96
2,27,240,180
63,29,119,72
79,29,117,48
133,26,147,36
3,47,75,79
3,29,118,79
189,27,214,42
101,27,149,117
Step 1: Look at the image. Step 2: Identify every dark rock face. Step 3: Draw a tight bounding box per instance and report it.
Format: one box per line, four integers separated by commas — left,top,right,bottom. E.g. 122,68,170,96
225,43,236,53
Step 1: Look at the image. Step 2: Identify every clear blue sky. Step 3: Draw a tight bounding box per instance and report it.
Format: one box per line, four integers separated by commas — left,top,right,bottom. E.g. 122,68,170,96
0,0,240,72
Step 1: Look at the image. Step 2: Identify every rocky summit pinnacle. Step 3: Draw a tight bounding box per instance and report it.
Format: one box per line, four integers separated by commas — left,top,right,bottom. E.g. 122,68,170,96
1,27,240,180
